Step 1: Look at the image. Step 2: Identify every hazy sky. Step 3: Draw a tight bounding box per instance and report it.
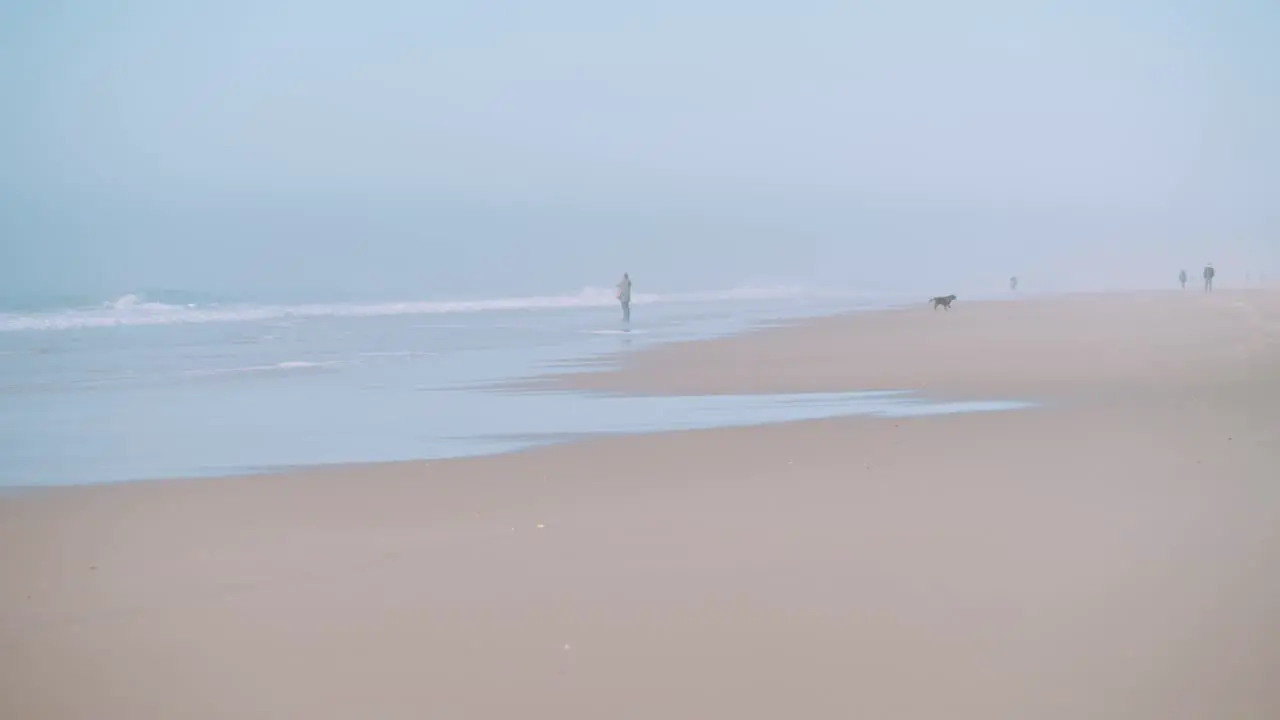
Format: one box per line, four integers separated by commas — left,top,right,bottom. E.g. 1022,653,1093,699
2,0,1277,304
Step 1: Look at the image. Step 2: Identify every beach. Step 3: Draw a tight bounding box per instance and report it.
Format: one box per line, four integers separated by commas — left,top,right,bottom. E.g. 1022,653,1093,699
3,289,1279,719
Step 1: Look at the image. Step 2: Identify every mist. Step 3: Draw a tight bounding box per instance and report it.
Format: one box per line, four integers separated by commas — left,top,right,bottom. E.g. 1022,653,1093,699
2,0,1277,305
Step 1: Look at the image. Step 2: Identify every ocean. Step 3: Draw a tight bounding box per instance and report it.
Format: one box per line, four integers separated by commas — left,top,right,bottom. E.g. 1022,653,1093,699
0,287,1027,486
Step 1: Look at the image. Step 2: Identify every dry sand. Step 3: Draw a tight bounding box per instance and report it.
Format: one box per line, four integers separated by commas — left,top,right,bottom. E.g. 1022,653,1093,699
2,290,1278,719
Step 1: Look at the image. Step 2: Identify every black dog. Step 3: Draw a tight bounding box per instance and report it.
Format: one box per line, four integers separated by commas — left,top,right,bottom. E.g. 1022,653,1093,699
929,294,957,311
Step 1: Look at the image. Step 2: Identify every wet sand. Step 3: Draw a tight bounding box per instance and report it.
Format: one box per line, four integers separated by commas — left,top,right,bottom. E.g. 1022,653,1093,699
554,290,1280,402
2,290,1278,719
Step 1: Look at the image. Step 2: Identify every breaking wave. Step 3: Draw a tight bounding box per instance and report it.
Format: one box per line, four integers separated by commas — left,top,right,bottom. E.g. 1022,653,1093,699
0,285,826,332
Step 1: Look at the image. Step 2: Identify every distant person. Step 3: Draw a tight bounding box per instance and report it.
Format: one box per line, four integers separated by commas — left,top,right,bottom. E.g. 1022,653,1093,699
1203,263,1215,293
616,273,632,322
1009,276,1018,291
1179,269,1187,289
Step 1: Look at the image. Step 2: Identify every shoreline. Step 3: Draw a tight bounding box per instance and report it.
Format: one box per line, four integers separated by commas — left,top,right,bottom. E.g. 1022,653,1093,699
0,292,892,488
3,288,1273,493
3,295,1042,490
3,289,1278,718
5,288,1273,488
0,389,1039,491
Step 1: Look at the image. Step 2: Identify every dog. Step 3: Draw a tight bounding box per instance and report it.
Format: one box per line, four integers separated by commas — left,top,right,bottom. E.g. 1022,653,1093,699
929,294,957,311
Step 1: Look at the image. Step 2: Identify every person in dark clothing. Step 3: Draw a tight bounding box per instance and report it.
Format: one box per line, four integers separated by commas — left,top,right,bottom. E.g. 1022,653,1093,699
1203,264,1215,292
1179,269,1187,289
616,273,632,322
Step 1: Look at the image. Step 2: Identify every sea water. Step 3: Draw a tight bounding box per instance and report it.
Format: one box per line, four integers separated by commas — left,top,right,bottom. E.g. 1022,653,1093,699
0,287,1029,486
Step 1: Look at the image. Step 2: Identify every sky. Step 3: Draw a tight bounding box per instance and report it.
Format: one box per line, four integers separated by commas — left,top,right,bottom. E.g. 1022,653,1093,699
2,0,1278,305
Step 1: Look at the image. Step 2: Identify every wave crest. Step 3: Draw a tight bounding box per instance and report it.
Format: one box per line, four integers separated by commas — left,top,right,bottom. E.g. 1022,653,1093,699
0,285,819,332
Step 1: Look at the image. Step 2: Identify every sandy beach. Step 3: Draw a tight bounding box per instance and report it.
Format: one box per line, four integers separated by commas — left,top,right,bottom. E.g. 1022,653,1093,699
3,290,1278,719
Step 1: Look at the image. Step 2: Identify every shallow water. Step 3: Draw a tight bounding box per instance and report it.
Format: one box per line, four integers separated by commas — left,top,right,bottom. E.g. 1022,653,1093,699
454,390,1031,457
0,292,1031,486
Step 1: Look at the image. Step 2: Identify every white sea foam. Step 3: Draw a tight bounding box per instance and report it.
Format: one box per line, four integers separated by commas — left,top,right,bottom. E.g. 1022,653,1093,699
182,360,341,377
0,286,830,332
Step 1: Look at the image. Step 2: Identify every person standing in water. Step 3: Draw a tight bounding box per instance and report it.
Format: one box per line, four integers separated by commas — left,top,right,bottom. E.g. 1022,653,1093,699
616,273,632,322
1203,263,1215,293
1179,269,1187,289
